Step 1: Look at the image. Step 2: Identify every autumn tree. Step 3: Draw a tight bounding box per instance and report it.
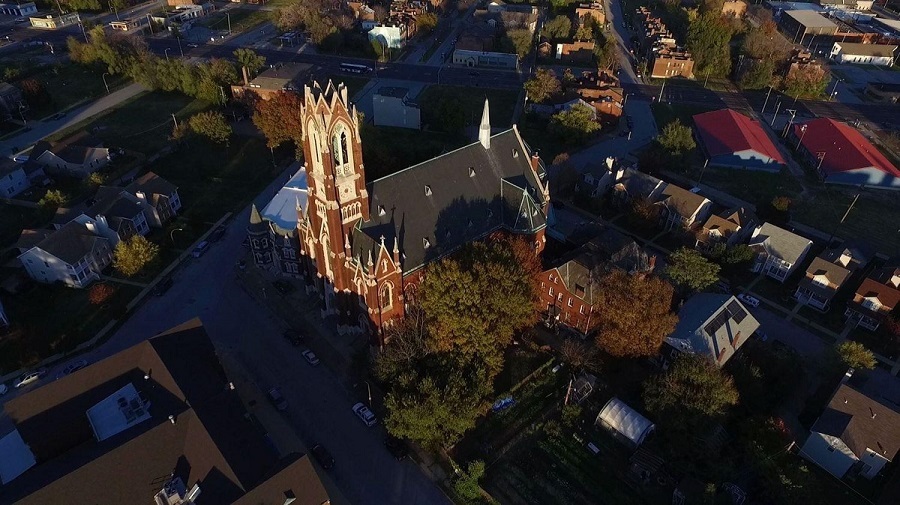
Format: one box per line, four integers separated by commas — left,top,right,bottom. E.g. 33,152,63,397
39,189,65,209
420,236,539,376
543,15,572,40
524,68,561,103
416,12,438,34
189,111,232,144
88,283,117,305
594,35,619,71
782,64,830,100
501,29,534,58
687,12,734,78
643,354,739,425
667,247,721,292
113,235,160,277
741,20,790,63
549,103,600,145
234,48,266,79
831,341,876,371
18,78,50,110
593,270,679,358
252,91,305,155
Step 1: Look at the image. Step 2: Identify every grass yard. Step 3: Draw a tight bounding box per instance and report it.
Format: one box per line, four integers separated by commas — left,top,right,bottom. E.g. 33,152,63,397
0,282,141,374
199,8,271,33
31,64,128,117
48,92,212,155
0,204,52,248
418,85,520,129
360,124,462,181
650,102,716,128
695,167,803,207
146,135,283,223
792,188,900,257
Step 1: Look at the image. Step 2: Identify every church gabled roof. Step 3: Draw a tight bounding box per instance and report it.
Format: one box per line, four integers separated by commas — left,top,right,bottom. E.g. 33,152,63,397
353,126,546,274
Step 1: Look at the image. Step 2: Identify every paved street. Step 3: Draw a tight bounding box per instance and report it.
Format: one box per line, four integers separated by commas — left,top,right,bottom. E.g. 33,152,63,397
604,0,640,85
567,97,658,170
0,168,451,505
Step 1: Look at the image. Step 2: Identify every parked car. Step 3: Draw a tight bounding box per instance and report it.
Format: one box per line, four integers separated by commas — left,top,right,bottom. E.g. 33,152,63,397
737,293,760,308
272,280,294,295
192,241,210,258
268,387,288,411
15,368,47,388
153,277,174,296
283,329,303,346
384,436,408,460
186,43,199,48
352,402,377,427
55,359,88,380
208,226,226,242
311,443,334,469
301,349,320,366
14,17,27,23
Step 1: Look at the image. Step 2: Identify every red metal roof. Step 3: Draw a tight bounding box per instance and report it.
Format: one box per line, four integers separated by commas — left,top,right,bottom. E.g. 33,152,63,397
793,118,900,177
693,109,785,164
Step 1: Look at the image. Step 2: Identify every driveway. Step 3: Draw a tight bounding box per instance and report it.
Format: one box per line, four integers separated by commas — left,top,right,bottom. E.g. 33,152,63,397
751,306,828,363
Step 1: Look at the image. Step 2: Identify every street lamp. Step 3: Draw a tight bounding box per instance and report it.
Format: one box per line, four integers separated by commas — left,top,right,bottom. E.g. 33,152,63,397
830,77,841,98
164,47,171,62
102,72,110,94
169,227,184,245
796,123,807,150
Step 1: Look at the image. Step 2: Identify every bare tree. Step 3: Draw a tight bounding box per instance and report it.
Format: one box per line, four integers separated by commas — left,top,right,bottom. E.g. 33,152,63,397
559,339,601,372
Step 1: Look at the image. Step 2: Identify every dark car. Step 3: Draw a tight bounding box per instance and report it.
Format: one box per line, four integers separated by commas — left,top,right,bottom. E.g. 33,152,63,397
267,387,289,411
311,444,335,469
208,226,226,242
153,277,174,296
384,436,409,460
283,329,303,346
55,359,89,380
272,280,294,295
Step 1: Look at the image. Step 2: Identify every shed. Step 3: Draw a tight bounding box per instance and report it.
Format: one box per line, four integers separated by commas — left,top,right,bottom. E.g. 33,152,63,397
595,397,655,447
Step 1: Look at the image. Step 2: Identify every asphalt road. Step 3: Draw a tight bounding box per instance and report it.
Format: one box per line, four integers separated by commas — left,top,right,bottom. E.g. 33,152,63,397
0,169,450,505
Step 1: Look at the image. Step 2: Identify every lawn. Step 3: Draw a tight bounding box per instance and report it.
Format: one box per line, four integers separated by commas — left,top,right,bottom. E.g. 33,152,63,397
695,167,803,207
30,64,129,118
792,188,900,257
0,204,52,248
48,92,212,155
360,124,462,181
146,134,284,223
418,85,520,129
0,282,141,374
199,8,271,33
650,102,717,128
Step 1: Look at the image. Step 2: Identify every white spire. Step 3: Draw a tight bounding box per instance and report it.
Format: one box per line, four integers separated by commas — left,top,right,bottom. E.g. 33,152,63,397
479,98,491,149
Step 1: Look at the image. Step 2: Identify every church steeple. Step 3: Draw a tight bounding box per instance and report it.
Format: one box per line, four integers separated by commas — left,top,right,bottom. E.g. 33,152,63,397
479,98,491,149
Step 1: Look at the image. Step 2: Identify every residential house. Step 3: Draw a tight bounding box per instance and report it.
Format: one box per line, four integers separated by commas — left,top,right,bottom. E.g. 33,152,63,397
575,3,605,25
846,263,900,330
580,157,619,197
0,319,332,504
487,0,537,15
748,223,813,282
373,86,421,129
611,168,666,206
693,109,785,172
0,159,45,198
29,134,111,178
248,165,307,278
0,82,26,121
84,186,151,239
539,229,653,334
721,0,747,16
29,11,80,29
830,42,898,66
695,207,757,252
653,184,712,231
795,244,870,311
791,118,900,190
125,171,181,227
662,293,760,367
368,22,410,49
555,41,596,64
231,62,314,101
0,2,37,16
16,218,114,288
801,369,900,480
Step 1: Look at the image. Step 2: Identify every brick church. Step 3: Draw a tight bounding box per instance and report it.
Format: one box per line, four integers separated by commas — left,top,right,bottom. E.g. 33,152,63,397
249,81,550,343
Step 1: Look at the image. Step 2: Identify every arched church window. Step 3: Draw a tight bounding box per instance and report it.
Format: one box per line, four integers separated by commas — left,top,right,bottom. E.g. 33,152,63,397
380,282,393,310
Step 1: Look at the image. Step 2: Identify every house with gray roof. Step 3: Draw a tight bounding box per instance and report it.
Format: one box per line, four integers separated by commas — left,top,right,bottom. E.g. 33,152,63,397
125,171,181,227
652,183,712,231
663,293,759,367
801,368,900,480
248,165,308,278
16,217,114,288
748,223,812,283
0,158,45,198
610,168,666,206
795,243,870,311
29,133,111,178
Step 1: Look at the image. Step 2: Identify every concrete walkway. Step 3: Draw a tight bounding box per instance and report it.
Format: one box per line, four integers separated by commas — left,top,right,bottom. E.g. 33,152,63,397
100,275,149,288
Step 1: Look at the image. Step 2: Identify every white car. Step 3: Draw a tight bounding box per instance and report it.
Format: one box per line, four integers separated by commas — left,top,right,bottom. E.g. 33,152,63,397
301,349,320,366
737,293,760,308
352,402,377,427
15,368,47,388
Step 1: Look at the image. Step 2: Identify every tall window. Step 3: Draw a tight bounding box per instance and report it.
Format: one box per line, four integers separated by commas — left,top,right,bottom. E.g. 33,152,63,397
380,282,393,310
321,233,332,279
332,123,353,177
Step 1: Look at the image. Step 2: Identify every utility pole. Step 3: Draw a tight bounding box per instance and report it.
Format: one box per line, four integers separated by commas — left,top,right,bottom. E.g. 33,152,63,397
761,85,773,114
829,192,859,242
782,109,797,138
147,13,154,34
176,35,184,57
704,68,711,88
227,12,232,35
171,113,178,129
771,100,781,126
102,72,110,94
657,79,665,103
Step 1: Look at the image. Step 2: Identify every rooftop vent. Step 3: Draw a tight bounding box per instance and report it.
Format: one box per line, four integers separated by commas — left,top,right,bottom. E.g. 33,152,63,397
86,383,151,442
512,150,519,158
154,477,201,505
423,237,430,248
469,167,476,177
378,205,386,216
424,185,432,196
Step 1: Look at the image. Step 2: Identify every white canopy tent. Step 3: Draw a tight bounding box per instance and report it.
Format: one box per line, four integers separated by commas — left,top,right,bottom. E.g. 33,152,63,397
596,397,655,447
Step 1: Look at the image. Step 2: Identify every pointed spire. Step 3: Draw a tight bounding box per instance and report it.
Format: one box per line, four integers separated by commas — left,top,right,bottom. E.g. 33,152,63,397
344,235,351,253
249,204,263,224
393,236,400,264
367,250,375,275
479,98,491,149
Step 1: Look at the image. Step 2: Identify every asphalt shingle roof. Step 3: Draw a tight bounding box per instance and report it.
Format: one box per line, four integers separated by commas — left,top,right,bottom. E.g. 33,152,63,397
813,382,900,462
31,220,106,265
749,223,812,265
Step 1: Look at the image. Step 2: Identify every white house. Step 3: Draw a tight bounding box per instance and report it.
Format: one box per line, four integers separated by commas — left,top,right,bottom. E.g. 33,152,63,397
830,42,897,67
748,223,812,282
801,370,900,480
0,160,43,198
368,23,408,49
29,136,111,178
125,171,181,227
16,218,115,288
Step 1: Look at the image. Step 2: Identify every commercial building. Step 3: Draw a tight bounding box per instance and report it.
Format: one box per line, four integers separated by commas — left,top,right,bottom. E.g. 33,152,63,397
231,62,314,101
693,109,785,171
452,49,519,69
0,2,36,16
109,17,147,32
779,10,838,42
830,42,897,66
29,11,80,29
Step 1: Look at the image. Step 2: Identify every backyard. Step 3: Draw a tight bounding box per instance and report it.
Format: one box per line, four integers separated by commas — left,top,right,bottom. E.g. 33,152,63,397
0,204,51,248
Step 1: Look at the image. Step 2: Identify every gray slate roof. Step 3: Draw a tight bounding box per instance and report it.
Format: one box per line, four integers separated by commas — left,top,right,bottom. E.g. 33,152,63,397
28,220,106,265
813,377,900,462
749,223,812,264
353,127,547,274
666,293,760,366
125,171,178,200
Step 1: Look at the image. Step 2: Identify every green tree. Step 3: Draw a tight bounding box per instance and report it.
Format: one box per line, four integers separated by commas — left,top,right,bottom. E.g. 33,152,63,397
234,48,266,79
420,237,539,375
453,460,486,502
594,35,619,71
549,103,600,145
739,59,776,90
501,29,533,58
574,22,594,42
782,64,830,100
832,341,876,371
657,119,696,156
524,68,561,103
113,235,160,277
741,21,790,63
39,189,66,209
593,270,679,358
687,12,734,78
188,111,232,144
544,15,572,40
252,91,305,154
643,354,739,424
667,247,721,292
561,404,582,428
416,12,438,34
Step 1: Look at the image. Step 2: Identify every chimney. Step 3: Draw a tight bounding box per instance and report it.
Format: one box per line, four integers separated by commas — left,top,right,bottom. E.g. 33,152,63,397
242,66,250,86
479,98,491,149
530,152,540,172
842,368,854,383
135,190,147,203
